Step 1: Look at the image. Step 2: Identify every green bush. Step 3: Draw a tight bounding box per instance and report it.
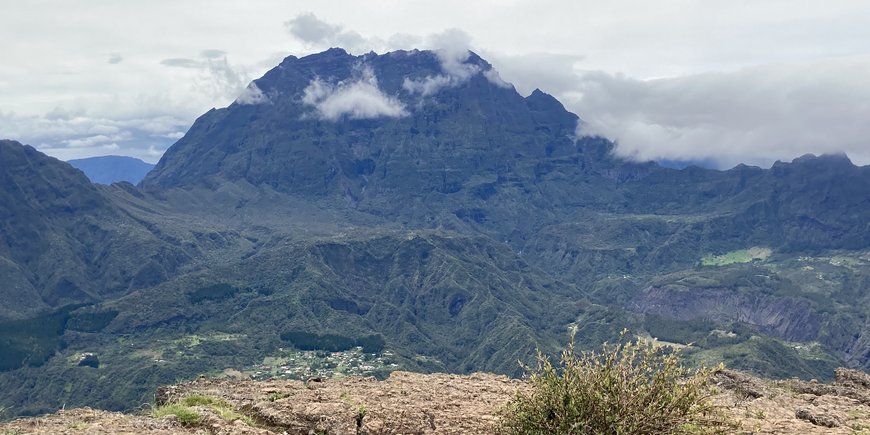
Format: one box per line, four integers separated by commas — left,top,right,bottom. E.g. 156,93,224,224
500,330,731,435
152,403,202,426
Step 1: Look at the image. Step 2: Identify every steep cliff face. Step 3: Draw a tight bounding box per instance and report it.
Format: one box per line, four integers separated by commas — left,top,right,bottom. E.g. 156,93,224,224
631,286,825,342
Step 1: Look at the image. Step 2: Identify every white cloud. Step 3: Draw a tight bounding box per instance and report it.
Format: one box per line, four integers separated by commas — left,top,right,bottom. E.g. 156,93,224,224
200,49,227,59
160,58,200,68
234,82,268,105
302,65,407,121
4,2,870,165
386,33,423,51
163,131,185,139
483,52,585,96
284,12,371,54
402,29,485,96
569,56,870,167
425,29,478,79
0,110,186,163
483,68,511,89
402,74,453,97
63,133,130,148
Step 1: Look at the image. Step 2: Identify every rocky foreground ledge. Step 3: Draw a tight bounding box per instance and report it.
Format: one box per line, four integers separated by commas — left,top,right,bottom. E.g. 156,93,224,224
4,369,870,434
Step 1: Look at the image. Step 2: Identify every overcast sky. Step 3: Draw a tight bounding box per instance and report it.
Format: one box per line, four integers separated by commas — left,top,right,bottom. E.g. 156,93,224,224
2,1,869,168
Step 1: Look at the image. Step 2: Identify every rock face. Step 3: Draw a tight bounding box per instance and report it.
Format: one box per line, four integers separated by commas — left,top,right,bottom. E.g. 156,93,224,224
5,369,870,434
141,49,586,199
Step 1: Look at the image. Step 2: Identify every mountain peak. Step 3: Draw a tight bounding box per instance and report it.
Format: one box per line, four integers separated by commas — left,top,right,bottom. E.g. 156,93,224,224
142,47,582,193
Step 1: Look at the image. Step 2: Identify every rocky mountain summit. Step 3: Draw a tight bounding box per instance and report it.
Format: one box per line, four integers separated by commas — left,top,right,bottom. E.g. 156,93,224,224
4,368,870,434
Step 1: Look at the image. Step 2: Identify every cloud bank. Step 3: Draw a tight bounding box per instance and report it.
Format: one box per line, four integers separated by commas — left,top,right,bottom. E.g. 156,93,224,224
302,66,407,121
4,3,870,166
564,57,870,168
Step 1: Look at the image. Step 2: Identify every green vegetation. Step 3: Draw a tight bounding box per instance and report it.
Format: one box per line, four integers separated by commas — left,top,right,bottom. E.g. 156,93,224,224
152,394,255,427
77,354,99,368
279,330,386,353
152,403,202,426
701,247,771,266
643,315,716,346
266,392,288,402
187,284,238,303
66,310,118,333
0,306,80,371
247,346,398,381
696,336,841,381
500,331,731,434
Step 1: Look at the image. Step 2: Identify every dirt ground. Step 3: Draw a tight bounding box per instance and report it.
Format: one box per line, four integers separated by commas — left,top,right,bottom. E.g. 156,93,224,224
3,369,870,434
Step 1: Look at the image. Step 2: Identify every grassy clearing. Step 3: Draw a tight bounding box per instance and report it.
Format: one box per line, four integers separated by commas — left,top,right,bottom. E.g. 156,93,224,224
151,394,255,427
152,403,202,426
702,247,771,266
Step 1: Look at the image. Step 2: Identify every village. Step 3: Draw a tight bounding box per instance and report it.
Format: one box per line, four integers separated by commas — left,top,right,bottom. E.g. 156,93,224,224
240,346,400,381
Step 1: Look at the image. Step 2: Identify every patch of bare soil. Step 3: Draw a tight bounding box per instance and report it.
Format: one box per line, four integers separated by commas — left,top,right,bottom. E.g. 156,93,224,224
714,367,870,434
4,368,870,434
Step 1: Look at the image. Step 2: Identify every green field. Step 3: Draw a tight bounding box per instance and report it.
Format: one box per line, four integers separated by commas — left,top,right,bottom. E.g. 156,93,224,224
701,247,772,266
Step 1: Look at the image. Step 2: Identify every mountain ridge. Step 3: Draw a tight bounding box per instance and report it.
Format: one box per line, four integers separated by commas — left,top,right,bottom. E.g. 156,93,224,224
68,155,155,185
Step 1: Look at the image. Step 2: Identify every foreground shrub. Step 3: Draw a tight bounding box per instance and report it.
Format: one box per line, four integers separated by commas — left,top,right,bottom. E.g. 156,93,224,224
500,330,730,434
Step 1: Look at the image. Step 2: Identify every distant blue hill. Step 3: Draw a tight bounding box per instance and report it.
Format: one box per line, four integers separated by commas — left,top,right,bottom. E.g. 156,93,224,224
67,155,155,185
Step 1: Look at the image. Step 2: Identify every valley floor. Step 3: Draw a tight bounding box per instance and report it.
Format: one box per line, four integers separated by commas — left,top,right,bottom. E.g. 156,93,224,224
3,369,870,434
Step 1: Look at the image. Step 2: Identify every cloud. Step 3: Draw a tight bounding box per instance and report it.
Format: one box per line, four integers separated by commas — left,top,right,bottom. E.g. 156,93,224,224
284,13,370,54
200,49,227,59
302,65,407,121
107,53,123,64
159,50,252,108
483,69,511,89
160,58,201,68
402,74,453,97
163,131,185,140
234,82,268,105
386,33,423,51
483,52,585,96
569,56,870,168
425,29,477,78
0,110,188,163
194,56,248,101
63,132,130,148
403,29,505,96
